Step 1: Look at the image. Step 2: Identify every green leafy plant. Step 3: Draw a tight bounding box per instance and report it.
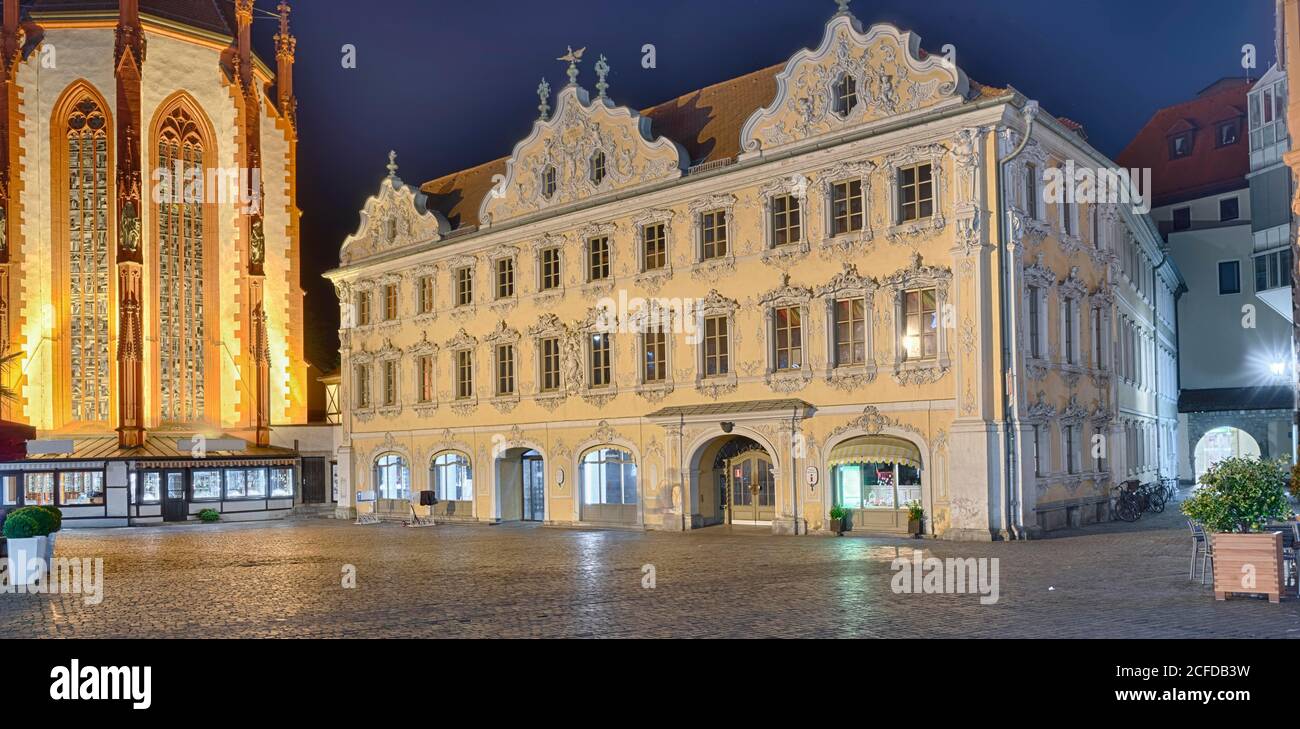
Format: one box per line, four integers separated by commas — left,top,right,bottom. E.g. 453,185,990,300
1182,457,1292,533
1290,462,1300,500
3,511,43,539
34,505,62,533
4,505,58,536
906,501,924,522
829,505,849,520
198,508,220,523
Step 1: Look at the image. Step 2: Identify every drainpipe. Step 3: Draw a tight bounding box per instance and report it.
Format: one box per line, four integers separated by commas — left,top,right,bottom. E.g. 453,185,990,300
996,100,1039,541
790,405,800,536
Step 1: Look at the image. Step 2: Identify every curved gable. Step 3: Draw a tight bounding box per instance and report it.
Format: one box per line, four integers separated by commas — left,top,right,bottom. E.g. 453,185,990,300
479,84,686,227
741,13,968,155
340,161,449,266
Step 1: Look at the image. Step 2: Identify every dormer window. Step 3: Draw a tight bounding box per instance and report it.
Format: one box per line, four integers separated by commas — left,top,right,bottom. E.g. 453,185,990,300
1216,120,1239,147
834,74,858,117
589,151,606,186
542,165,557,199
1168,131,1194,159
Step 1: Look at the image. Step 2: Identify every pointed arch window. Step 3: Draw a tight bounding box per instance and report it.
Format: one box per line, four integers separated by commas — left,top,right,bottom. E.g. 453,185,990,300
64,96,112,423
155,103,213,423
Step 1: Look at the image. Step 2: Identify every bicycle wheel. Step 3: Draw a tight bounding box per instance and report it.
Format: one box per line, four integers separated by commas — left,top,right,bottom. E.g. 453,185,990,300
1151,489,1167,513
1115,496,1141,522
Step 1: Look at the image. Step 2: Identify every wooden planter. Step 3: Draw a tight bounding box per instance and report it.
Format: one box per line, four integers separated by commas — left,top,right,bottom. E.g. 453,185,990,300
1212,532,1284,603
828,518,844,536
908,518,923,537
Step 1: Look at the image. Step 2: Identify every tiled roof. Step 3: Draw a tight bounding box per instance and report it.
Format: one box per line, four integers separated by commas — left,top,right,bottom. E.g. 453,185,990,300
420,59,1007,232
28,0,234,35
1178,386,1293,413
1115,77,1252,209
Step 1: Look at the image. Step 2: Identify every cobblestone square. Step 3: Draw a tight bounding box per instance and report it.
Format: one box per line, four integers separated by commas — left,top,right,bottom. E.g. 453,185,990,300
3,506,1299,639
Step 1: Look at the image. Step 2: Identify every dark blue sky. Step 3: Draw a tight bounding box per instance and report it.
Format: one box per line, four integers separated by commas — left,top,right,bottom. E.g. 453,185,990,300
263,0,1274,367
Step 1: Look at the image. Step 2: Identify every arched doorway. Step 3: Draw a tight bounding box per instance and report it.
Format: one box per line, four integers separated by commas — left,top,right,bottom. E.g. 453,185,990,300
495,447,544,522
690,435,773,526
1194,427,1260,482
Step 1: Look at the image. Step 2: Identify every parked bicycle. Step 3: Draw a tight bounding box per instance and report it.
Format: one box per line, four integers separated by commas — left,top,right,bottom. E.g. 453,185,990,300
1112,481,1145,522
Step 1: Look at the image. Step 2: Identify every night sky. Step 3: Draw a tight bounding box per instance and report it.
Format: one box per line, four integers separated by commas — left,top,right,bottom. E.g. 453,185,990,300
256,0,1275,370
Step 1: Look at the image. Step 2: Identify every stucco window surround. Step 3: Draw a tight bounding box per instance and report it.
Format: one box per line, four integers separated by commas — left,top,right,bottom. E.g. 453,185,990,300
816,263,879,388
411,263,439,324
445,328,479,414
484,322,521,413
375,273,403,331
1057,266,1087,373
882,253,952,385
579,221,618,295
409,335,439,417
350,348,375,421
628,299,676,403
831,70,861,119
487,246,521,318
375,340,404,417
818,160,875,255
693,289,739,398
1011,141,1050,245
527,313,570,411
632,208,676,293
1025,391,1057,486
882,143,947,244
532,234,567,304
759,276,814,393
352,280,377,333
578,305,619,407
1021,253,1055,381
759,175,811,266
448,254,478,320
689,193,737,273
1088,286,1113,375
1059,395,1089,490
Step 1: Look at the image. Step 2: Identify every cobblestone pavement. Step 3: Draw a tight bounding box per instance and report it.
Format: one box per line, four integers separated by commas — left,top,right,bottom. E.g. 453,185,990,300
3,501,1300,638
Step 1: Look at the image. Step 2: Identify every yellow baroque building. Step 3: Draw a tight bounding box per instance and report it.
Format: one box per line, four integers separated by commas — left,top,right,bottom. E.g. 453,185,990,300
326,6,1182,539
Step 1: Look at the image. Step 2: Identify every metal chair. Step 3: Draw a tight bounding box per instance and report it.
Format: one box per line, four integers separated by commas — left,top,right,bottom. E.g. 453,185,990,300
1188,519,1207,581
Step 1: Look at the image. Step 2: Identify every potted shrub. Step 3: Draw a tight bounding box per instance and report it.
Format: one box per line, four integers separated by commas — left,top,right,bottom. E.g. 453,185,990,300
1182,457,1292,603
198,508,220,523
828,505,848,536
4,505,60,563
3,507,55,587
906,501,924,537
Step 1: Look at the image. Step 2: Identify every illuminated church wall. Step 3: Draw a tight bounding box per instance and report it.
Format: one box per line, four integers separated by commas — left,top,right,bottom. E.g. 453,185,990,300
4,5,306,439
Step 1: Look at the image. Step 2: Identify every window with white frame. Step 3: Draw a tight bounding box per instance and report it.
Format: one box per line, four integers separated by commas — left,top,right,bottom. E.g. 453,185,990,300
830,179,865,236
770,194,802,247
642,329,667,384
431,452,473,502
355,290,371,327
354,362,371,408
381,359,398,407
773,306,803,371
455,266,473,306
417,354,434,403
834,297,867,367
702,315,729,376
700,210,728,260
538,247,562,291
1063,422,1079,474
417,275,434,315
642,223,667,271
382,283,399,321
1060,295,1080,365
589,332,612,388
901,288,937,361
588,237,611,281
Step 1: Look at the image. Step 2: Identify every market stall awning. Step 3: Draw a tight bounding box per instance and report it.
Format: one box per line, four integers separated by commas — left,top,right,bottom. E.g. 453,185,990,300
828,436,922,469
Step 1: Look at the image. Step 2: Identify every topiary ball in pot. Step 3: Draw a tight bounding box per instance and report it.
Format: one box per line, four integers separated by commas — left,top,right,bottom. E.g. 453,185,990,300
3,511,41,539
35,505,62,532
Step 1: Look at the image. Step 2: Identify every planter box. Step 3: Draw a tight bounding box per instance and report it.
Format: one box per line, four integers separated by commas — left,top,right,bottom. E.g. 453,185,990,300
908,518,923,537
1212,532,1284,603
828,518,843,536
7,535,47,587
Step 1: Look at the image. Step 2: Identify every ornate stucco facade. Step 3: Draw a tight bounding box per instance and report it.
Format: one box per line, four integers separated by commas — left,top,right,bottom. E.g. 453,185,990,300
0,0,307,446
327,5,1178,539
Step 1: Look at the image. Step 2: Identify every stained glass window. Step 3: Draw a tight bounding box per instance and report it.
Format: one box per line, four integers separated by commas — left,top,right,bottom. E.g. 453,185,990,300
66,98,111,423
156,107,207,423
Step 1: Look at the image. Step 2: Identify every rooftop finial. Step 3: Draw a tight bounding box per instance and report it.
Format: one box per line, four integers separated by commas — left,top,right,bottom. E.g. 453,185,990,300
558,45,586,86
595,54,610,100
538,78,552,120
834,0,852,15
386,150,398,180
